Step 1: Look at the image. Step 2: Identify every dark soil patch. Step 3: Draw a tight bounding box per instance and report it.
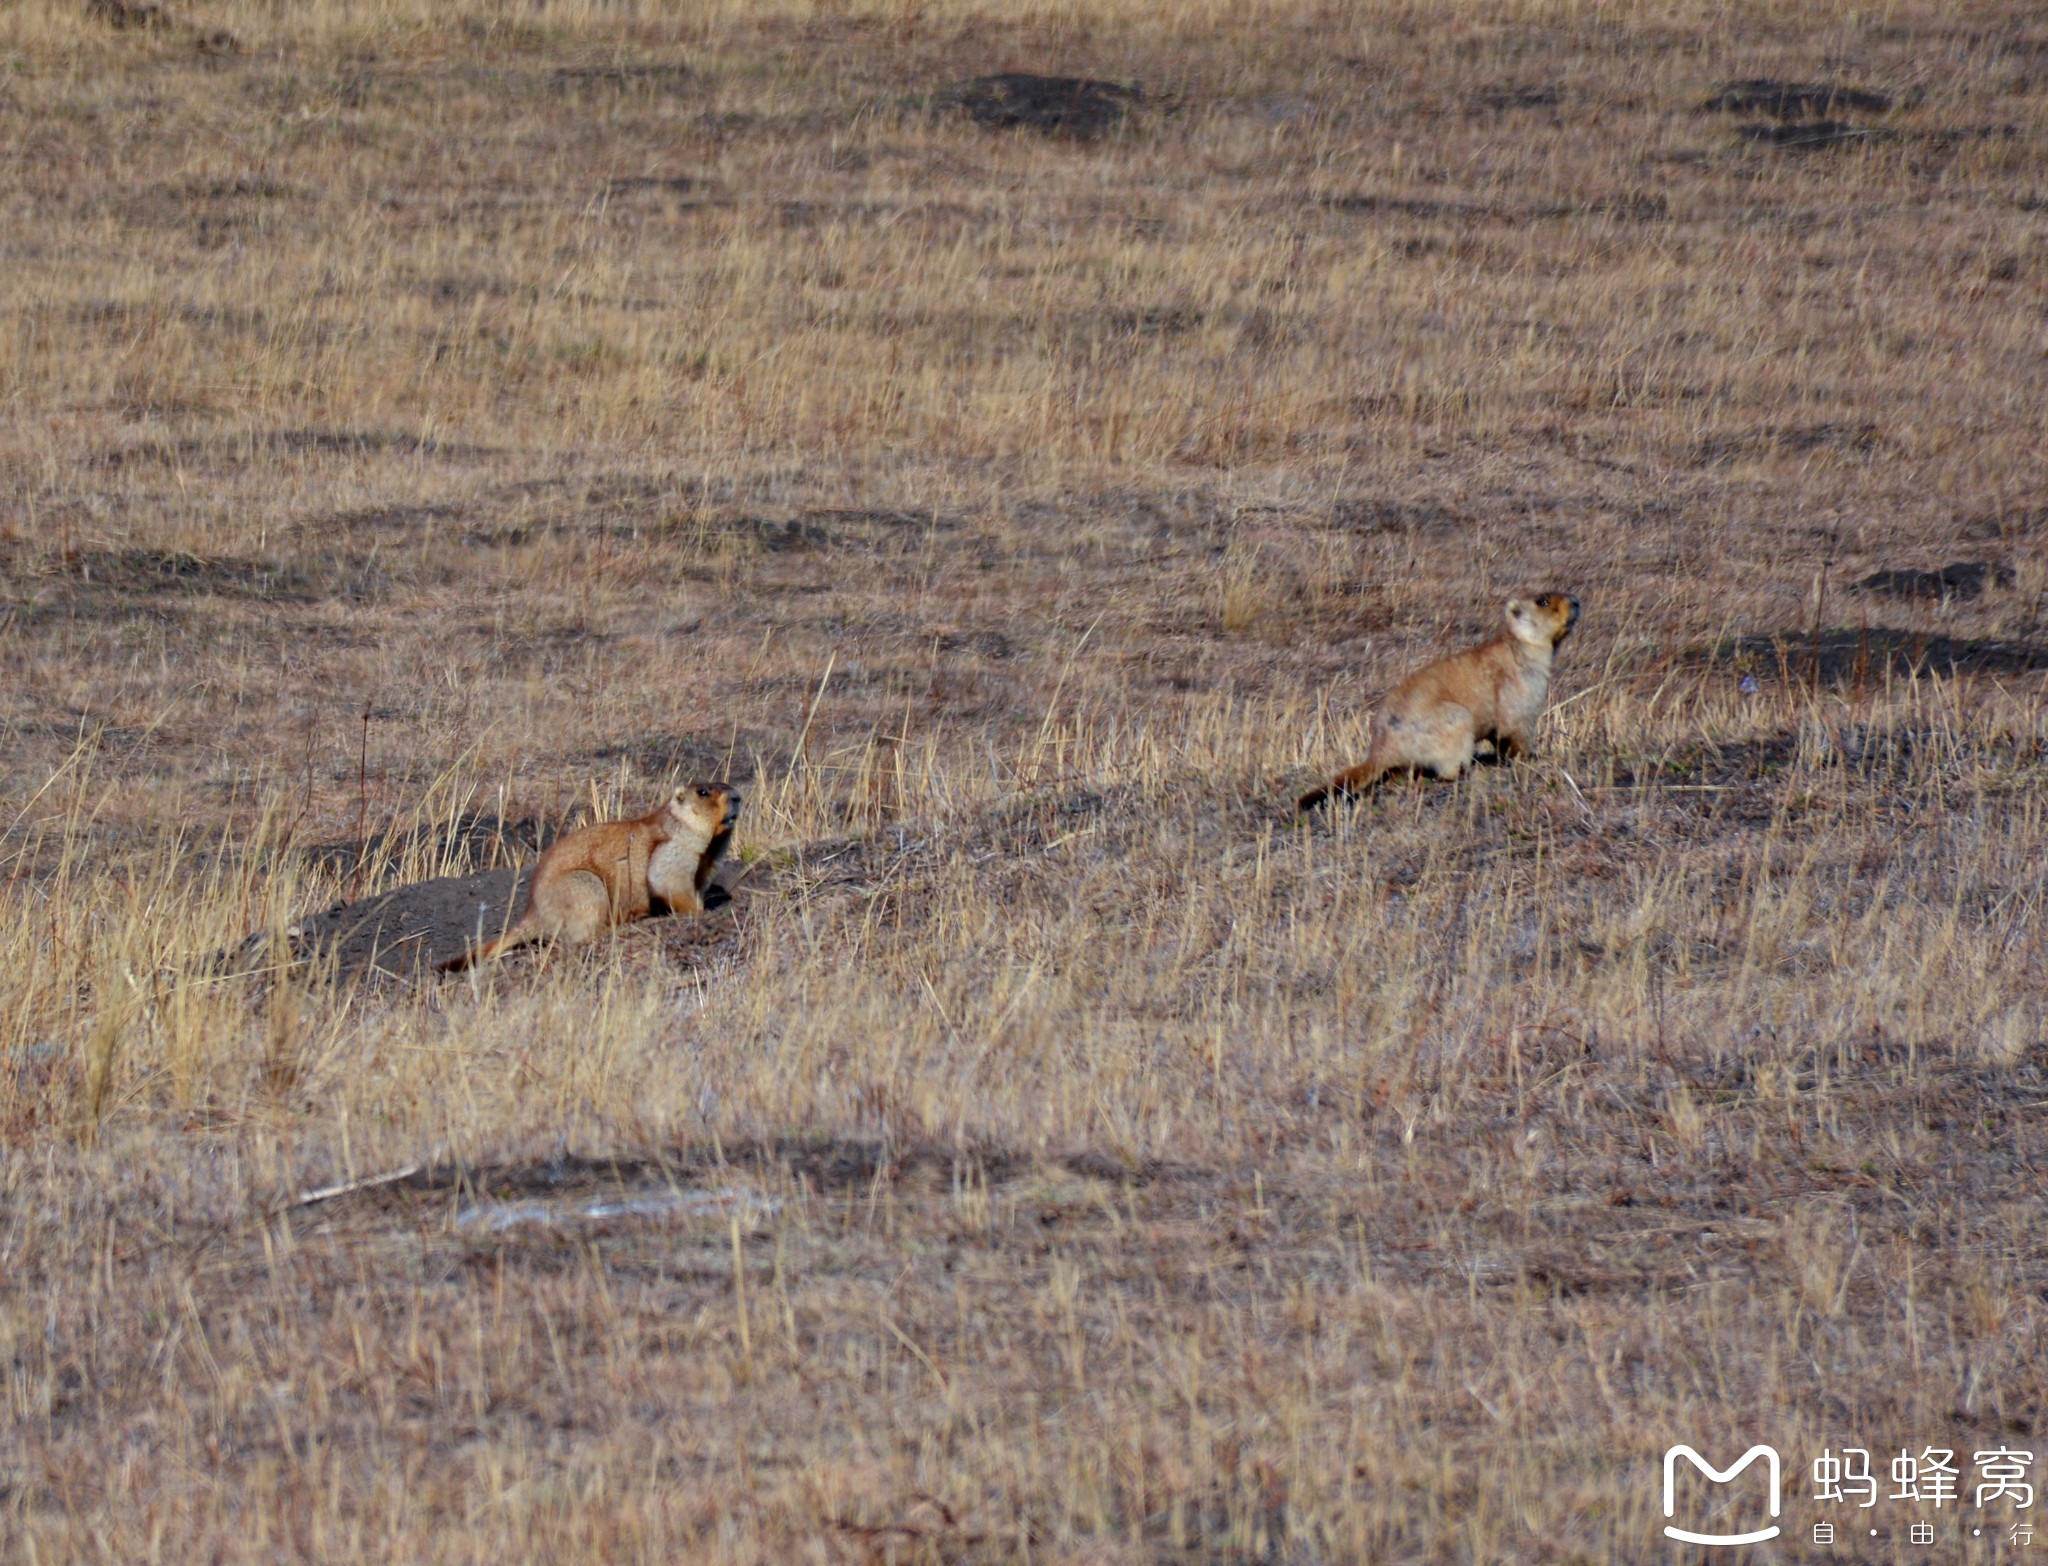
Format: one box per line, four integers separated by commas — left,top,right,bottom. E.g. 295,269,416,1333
173,177,295,202
750,517,834,552
70,547,303,598
1535,192,1671,222
299,501,468,536
3,546,339,613
1608,724,2038,792
603,175,702,197
1854,561,2013,602
365,1136,1164,1215
1089,305,1204,338
253,427,491,460
481,619,616,660
1324,190,1666,225
547,63,692,94
1915,124,2024,150
459,512,713,549
1691,421,1883,463
1701,79,1894,118
933,628,1016,660
1608,733,1802,790
804,507,946,534
91,428,497,470
1736,121,1893,151
1319,193,1495,221
487,514,830,554
1772,421,1883,454
939,74,1138,140
1473,83,1561,112
1331,498,1467,535
1693,628,2048,685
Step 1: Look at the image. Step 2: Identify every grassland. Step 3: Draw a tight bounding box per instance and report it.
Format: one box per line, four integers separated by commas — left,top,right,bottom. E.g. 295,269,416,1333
3,0,2046,1559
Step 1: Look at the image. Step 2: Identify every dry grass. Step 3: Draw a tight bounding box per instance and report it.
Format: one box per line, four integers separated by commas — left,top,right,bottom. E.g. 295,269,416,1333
4,0,2048,1559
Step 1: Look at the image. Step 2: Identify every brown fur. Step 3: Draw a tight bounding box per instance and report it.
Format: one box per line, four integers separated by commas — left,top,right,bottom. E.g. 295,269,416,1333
1300,593,1579,811
438,783,739,970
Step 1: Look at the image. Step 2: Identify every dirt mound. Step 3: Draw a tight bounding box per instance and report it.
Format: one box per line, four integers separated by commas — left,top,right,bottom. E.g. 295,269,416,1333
278,867,740,979
940,74,1138,139
286,866,531,978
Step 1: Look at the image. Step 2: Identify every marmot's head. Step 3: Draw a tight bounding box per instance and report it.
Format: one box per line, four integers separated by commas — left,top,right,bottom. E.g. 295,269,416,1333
1506,592,1579,649
666,782,740,843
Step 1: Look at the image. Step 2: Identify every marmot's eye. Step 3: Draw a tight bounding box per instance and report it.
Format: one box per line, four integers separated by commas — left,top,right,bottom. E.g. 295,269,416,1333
696,788,710,798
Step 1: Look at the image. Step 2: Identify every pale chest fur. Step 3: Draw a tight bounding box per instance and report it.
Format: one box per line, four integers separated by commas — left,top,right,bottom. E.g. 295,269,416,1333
1494,651,1553,731
647,834,704,905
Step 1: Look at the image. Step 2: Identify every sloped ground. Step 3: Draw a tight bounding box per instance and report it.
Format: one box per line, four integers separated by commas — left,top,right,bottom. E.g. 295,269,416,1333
3,0,2047,1560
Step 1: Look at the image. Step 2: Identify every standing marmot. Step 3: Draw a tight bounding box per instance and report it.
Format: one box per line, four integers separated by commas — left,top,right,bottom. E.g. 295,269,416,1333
1299,593,1579,811
439,783,738,969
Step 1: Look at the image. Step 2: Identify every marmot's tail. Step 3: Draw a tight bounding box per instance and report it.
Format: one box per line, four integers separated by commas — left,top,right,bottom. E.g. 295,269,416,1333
1299,764,1381,814
435,926,519,973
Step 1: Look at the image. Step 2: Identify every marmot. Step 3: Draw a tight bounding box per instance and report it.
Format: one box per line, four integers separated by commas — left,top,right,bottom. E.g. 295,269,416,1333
439,783,739,970
1299,593,1579,811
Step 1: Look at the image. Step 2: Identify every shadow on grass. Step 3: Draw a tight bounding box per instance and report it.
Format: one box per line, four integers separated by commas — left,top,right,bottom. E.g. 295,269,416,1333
1690,628,2048,687
356,1136,1171,1219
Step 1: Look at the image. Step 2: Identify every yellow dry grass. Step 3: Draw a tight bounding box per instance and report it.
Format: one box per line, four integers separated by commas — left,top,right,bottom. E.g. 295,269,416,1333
3,0,2047,1560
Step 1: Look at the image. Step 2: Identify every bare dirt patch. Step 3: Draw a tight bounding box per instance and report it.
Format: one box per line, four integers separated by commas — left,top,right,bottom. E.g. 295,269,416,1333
938,73,1140,138
1701,79,1897,118
1737,119,1895,150
1698,628,2048,685
1855,559,2016,602
280,862,740,979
